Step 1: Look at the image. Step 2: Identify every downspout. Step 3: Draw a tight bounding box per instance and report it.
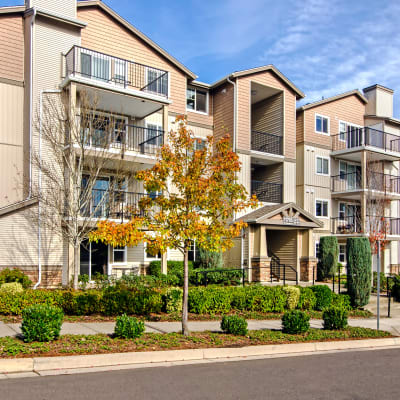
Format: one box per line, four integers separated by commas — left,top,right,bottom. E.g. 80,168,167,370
28,7,36,198
34,89,62,289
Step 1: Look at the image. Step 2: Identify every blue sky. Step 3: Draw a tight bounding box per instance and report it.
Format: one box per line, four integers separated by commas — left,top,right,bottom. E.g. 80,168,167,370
2,0,400,115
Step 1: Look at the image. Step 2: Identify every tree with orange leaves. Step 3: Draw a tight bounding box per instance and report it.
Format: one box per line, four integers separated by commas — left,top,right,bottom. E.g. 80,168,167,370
90,116,257,335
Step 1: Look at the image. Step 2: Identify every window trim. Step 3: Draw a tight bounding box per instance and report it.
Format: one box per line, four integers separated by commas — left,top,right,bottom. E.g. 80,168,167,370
339,244,346,264
315,113,330,135
111,245,127,265
315,198,329,219
144,242,162,261
186,85,209,115
315,155,330,176
338,120,363,142
315,241,320,259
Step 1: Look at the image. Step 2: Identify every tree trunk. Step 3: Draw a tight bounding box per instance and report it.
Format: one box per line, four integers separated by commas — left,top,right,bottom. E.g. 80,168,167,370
182,245,190,336
73,243,80,290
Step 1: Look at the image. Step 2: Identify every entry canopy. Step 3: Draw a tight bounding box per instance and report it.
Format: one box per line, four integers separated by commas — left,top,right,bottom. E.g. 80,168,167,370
238,203,323,229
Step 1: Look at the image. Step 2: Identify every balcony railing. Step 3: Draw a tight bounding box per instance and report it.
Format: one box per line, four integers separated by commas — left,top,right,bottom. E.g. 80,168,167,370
251,181,282,203
332,127,400,152
85,125,163,155
65,45,169,97
82,189,154,220
331,215,400,236
331,172,362,192
367,172,400,194
251,131,283,155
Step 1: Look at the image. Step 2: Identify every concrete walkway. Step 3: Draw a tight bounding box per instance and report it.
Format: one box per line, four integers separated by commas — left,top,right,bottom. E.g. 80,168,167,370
1,317,400,338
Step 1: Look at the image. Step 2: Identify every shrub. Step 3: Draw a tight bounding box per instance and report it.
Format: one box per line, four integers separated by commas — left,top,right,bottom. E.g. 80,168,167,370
297,287,316,310
282,286,300,310
188,287,232,314
0,268,32,289
346,238,372,307
242,286,286,313
281,310,310,334
391,275,400,302
317,237,339,281
372,272,392,293
323,307,348,330
0,282,24,295
114,314,145,339
21,304,63,342
331,293,351,311
148,261,193,286
221,315,248,335
310,285,333,310
61,290,103,315
78,274,90,290
163,288,183,313
196,246,223,269
193,268,243,286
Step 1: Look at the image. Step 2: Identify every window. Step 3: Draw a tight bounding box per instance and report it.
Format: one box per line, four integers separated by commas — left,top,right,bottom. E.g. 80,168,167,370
186,87,208,113
315,114,329,134
81,51,110,82
194,138,206,151
315,242,320,259
339,202,346,219
112,246,127,263
146,68,168,96
114,59,127,84
316,199,329,218
339,244,346,263
316,156,329,175
339,121,362,144
145,242,161,259
339,121,347,141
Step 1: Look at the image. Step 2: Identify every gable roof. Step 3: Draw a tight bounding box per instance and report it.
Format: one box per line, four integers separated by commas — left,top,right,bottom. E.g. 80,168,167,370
297,89,367,112
77,1,197,79
238,202,323,227
211,65,305,99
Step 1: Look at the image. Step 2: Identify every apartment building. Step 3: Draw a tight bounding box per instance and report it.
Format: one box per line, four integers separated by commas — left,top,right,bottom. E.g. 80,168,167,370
296,86,400,274
0,0,382,287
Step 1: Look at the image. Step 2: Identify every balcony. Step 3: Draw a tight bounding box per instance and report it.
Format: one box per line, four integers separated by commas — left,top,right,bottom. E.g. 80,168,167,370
81,189,153,221
331,172,362,194
331,216,362,235
251,131,283,156
331,215,400,236
84,125,163,156
332,127,400,161
251,181,282,203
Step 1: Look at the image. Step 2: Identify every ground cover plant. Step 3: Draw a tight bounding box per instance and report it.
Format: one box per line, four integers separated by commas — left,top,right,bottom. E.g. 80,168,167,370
0,327,391,358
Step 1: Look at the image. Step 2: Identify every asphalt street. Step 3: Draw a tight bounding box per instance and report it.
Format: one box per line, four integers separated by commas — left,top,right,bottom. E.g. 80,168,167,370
1,348,400,399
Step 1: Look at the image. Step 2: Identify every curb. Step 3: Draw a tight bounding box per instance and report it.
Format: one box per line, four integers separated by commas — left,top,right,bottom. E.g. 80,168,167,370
1,337,399,375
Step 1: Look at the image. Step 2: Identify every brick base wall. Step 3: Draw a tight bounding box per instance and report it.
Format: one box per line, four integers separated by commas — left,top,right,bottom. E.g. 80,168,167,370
390,264,400,275
0,266,63,288
300,257,317,282
251,257,271,282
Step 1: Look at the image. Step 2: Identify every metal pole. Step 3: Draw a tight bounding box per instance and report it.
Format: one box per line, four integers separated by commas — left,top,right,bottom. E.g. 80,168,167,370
338,267,341,294
377,240,380,330
242,267,245,287
333,271,335,293
387,277,391,318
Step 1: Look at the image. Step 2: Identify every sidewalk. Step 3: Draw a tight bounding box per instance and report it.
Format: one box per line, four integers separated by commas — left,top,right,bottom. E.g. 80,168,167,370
2,317,400,338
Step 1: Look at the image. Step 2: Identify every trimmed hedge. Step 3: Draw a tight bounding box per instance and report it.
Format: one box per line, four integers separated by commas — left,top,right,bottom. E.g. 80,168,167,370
282,310,310,334
221,315,248,335
317,237,339,281
310,285,333,310
0,268,32,289
346,237,372,307
297,287,317,310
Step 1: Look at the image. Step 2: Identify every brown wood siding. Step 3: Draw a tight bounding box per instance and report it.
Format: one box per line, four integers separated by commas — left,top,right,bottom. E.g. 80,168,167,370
0,15,24,82
267,229,297,268
303,95,366,147
252,93,283,136
236,71,297,158
77,7,187,114
212,82,234,145
296,111,304,143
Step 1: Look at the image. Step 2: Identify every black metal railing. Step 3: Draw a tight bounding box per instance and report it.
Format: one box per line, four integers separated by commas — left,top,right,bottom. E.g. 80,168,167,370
367,172,400,194
331,216,362,234
251,181,282,203
82,189,151,220
85,125,163,155
65,45,169,97
270,253,298,284
331,172,362,192
251,131,283,155
367,216,400,236
332,127,400,153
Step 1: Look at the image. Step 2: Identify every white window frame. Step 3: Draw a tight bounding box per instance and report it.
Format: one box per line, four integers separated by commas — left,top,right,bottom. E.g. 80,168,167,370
111,245,127,265
145,66,169,97
316,155,330,176
338,202,346,220
339,244,346,264
315,241,320,259
144,242,162,261
315,113,330,135
186,85,209,115
338,120,363,142
315,198,329,219
80,48,112,82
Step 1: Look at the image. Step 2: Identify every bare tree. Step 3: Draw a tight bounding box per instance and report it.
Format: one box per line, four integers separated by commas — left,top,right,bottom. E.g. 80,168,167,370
30,90,132,289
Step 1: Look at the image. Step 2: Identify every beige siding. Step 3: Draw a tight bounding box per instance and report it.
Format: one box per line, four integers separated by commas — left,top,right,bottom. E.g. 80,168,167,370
252,93,283,136
236,71,297,159
78,7,188,115
303,95,366,147
212,82,234,144
283,161,296,202
0,15,24,82
28,0,77,18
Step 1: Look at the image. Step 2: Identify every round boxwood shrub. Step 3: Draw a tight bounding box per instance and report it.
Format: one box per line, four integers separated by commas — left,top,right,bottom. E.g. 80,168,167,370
282,286,300,310
310,285,333,310
0,282,24,294
114,314,145,339
281,310,310,334
221,315,248,335
21,304,64,342
323,307,348,330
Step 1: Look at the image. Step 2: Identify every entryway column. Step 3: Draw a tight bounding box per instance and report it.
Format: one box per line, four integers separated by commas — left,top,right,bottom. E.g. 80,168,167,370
251,226,271,282
300,229,317,282
161,251,168,275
